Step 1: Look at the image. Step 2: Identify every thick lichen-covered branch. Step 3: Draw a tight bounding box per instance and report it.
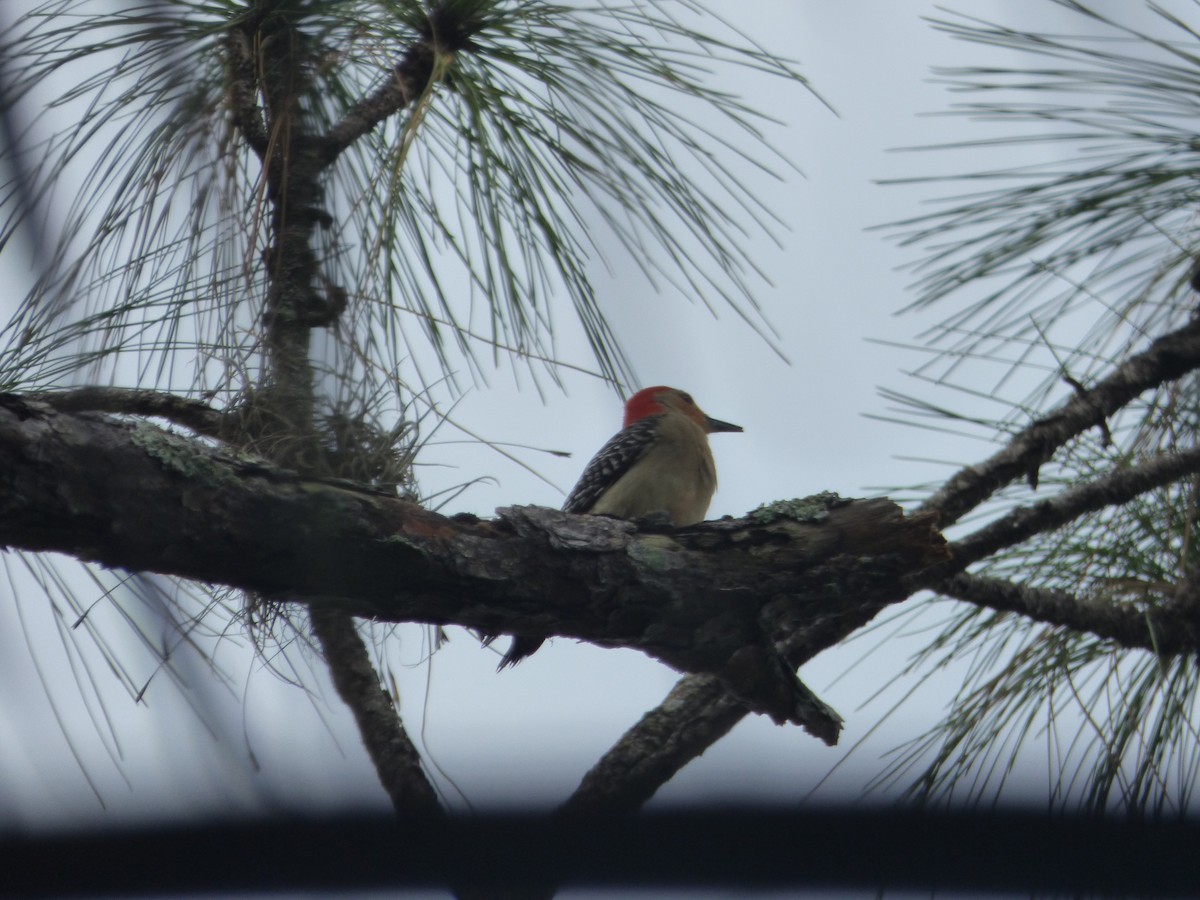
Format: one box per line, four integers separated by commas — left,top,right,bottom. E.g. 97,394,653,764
0,395,947,734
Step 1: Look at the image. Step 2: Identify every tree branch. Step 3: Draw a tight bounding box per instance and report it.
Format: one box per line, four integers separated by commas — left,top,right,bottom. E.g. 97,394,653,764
943,443,1200,572
563,674,745,815
937,572,1200,657
318,42,441,168
309,608,444,817
31,388,227,439
918,317,1200,526
0,396,947,733
223,27,268,159
555,570,895,823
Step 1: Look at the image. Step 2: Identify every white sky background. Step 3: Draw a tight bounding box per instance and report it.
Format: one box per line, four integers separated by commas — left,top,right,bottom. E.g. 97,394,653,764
0,0,1171,849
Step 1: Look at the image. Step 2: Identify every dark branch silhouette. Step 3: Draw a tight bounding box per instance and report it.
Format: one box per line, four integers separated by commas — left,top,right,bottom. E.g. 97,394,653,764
0,393,950,741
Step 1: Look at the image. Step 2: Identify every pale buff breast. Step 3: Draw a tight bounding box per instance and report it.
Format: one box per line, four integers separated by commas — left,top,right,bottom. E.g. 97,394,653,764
586,414,717,525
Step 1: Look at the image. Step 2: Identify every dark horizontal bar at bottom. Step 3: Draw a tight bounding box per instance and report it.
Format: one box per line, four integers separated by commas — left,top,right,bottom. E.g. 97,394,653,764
4,808,1197,897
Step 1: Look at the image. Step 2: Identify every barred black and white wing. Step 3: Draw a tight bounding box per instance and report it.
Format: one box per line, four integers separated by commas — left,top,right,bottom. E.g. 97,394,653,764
562,414,663,514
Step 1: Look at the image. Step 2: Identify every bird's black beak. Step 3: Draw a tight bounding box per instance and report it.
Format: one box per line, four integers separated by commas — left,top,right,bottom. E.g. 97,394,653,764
704,416,743,434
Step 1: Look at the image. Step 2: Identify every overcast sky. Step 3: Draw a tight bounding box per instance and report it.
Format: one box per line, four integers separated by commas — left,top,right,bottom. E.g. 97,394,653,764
0,3,1172,866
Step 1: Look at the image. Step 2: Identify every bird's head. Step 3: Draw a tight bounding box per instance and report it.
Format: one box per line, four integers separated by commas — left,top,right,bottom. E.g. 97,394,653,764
623,386,743,434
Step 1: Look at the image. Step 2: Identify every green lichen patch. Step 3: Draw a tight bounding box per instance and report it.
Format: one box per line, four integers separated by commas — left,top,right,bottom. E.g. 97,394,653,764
129,422,230,482
749,492,849,525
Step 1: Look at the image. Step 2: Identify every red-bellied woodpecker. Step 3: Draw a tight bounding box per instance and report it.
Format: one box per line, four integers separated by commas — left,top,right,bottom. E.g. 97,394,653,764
497,386,742,667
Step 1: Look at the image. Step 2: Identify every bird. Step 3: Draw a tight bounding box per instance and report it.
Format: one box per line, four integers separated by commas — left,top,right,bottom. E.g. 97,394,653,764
496,386,743,667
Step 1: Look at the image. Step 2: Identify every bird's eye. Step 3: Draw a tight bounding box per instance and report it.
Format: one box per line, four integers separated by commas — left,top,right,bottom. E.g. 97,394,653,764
679,392,694,405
